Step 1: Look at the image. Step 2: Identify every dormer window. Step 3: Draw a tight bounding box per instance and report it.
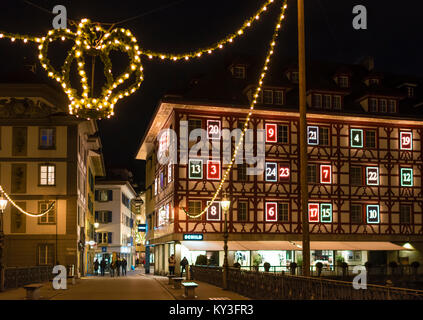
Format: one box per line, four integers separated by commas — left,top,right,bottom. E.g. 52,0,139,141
263,90,273,104
369,78,379,86
338,76,349,88
323,95,332,109
388,100,397,113
312,94,322,108
369,98,378,112
333,96,341,110
407,86,414,98
232,65,246,79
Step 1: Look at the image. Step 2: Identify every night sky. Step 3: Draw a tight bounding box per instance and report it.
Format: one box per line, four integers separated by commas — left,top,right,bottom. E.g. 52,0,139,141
0,0,422,189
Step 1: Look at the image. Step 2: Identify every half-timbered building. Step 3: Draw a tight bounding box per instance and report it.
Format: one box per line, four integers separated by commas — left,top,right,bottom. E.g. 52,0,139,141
137,57,423,275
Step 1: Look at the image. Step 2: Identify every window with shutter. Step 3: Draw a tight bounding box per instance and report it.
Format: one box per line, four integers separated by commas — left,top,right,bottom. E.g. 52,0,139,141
108,232,112,243
108,211,112,223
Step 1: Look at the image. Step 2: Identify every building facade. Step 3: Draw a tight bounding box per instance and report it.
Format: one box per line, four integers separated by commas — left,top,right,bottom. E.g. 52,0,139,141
94,180,137,270
137,58,423,275
0,73,105,278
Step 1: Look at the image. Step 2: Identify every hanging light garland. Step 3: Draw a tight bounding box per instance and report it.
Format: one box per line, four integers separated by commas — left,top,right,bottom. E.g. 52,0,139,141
183,1,288,218
0,185,55,218
0,0,277,119
139,0,276,61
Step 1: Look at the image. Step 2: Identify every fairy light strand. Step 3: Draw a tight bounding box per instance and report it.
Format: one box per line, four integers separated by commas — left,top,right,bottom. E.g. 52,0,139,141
0,0,278,119
0,185,55,218
139,0,276,61
183,1,288,218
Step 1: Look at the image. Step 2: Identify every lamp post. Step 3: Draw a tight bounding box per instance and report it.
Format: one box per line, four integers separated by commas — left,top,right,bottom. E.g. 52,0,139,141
0,195,8,292
221,192,230,290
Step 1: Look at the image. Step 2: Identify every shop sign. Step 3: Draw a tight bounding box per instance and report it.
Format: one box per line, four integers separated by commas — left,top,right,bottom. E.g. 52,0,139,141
183,234,203,241
138,224,147,232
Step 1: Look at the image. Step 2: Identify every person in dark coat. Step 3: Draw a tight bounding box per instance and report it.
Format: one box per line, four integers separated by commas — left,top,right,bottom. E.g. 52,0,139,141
116,258,121,276
180,257,188,275
100,259,106,276
110,260,116,277
94,259,99,276
122,258,127,276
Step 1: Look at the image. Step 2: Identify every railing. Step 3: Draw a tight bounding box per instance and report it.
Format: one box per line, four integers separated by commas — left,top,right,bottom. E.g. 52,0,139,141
191,266,423,300
236,264,423,277
4,266,54,289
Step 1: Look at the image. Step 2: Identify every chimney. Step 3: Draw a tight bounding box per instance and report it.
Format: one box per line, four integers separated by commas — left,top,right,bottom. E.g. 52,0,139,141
360,56,374,71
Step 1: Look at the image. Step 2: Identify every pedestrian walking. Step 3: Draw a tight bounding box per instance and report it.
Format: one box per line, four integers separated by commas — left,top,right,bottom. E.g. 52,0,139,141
100,259,106,276
136,258,139,267
116,258,121,276
122,258,127,276
94,259,99,276
168,254,176,275
110,260,116,277
180,257,188,276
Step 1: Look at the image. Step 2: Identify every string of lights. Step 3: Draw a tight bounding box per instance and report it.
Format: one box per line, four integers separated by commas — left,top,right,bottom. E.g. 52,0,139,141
0,185,55,218
0,0,279,119
183,0,288,218
140,0,277,61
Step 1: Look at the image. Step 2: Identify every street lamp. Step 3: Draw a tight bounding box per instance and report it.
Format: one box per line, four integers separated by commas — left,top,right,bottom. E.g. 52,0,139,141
94,222,99,229
0,195,8,292
221,192,230,290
